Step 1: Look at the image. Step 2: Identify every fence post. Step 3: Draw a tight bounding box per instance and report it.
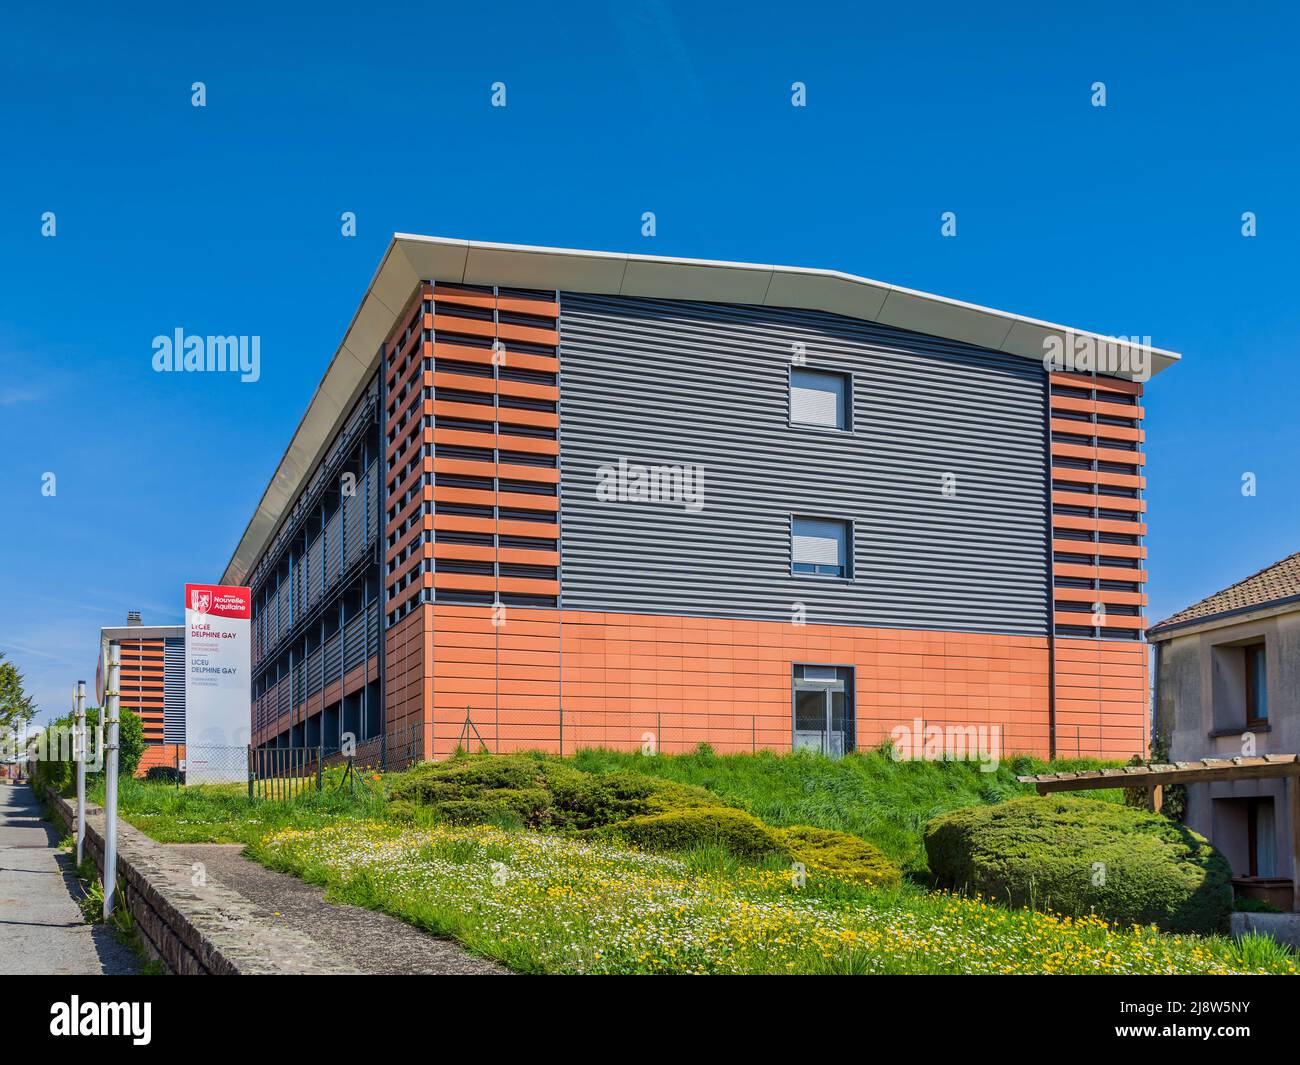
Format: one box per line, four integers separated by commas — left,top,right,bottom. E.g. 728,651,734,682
752,715,756,754
175,745,180,791
317,744,323,791
380,728,387,773
247,746,253,800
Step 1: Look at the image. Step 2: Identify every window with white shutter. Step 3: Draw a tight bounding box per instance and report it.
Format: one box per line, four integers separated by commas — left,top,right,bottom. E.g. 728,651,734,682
791,516,850,577
790,370,849,429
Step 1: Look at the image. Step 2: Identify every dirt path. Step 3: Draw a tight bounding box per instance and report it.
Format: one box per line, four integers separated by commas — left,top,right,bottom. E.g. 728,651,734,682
0,784,138,975
165,843,507,975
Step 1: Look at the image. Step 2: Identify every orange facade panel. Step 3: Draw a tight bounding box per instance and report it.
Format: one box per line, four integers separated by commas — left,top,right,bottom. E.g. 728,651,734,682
1051,442,1145,467
379,606,1147,761
1050,371,1143,396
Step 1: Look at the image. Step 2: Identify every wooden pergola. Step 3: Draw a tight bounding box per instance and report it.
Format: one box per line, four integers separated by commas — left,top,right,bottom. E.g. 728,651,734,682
1018,754,1300,912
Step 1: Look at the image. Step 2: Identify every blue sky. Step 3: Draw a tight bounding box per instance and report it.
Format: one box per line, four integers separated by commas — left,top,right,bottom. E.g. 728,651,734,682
2,1,1297,723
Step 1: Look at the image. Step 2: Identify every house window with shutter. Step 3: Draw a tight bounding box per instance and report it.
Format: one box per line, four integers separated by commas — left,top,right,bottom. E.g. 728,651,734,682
791,516,851,578
790,369,850,430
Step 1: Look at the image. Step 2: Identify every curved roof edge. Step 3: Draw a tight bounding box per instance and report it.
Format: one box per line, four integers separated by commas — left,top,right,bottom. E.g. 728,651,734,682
220,234,1183,586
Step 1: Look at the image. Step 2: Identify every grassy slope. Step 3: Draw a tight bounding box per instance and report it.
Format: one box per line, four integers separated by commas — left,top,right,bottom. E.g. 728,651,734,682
102,750,1121,873
572,747,1120,873
97,755,1299,975
91,775,387,845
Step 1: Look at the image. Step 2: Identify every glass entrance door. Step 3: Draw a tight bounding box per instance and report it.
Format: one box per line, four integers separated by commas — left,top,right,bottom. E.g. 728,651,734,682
792,665,855,756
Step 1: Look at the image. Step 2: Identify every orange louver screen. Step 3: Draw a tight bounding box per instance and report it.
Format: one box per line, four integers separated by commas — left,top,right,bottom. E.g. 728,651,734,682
383,281,561,627
1047,371,1147,640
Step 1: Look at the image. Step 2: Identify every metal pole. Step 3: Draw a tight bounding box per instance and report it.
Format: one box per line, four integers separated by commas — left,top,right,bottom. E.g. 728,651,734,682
74,681,86,865
102,645,121,920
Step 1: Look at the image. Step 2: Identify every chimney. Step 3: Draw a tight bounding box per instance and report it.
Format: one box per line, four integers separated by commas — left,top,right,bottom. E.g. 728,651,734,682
127,611,142,626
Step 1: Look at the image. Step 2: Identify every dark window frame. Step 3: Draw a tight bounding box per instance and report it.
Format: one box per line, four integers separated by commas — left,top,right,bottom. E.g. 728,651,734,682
789,514,854,580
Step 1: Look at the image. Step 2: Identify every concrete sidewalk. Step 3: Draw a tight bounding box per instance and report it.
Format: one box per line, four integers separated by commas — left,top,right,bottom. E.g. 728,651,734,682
0,783,137,975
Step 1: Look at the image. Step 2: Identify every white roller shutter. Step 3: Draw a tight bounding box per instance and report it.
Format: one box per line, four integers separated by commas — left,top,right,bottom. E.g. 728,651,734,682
792,518,847,567
790,370,846,428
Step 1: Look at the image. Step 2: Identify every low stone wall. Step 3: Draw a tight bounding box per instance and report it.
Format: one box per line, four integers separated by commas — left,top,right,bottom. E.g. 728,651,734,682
1231,912,1300,949
46,789,354,974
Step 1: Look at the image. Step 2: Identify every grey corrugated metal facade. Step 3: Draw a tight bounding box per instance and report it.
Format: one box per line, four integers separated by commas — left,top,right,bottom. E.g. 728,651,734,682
557,293,1048,635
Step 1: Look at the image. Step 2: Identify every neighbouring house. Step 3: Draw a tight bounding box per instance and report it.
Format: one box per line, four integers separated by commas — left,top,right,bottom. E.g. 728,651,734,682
96,613,186,776
1149,551,1300,910
224,235,1179,763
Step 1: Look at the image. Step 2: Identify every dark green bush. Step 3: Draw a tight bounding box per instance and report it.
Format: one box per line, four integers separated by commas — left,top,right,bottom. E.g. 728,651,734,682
144,765,181,784
924,796,1232,934
775,825,902,888
613,807,781,859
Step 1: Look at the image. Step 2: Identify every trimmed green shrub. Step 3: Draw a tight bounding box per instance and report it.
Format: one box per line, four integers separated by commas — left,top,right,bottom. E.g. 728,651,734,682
384,800,418,824
387,753,726,832
643,778,725,814
924,795,1232,934
775,825,901,888
545,768,657,829
389,755,554,826
613,807,781,859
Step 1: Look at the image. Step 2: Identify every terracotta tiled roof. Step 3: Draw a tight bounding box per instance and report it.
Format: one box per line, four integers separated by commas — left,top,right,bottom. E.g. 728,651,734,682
1149,550,1300,634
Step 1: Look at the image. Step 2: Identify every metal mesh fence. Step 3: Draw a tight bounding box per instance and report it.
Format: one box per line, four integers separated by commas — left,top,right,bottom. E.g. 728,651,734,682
155,724,430,801
433,710,763,758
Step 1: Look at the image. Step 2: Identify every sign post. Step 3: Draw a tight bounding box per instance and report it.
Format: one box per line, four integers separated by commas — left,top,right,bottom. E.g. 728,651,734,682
183,583,251,784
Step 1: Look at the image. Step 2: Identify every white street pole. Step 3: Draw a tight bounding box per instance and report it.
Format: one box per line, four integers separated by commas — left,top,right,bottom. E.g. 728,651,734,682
74,680,86,865
103,645,120,920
